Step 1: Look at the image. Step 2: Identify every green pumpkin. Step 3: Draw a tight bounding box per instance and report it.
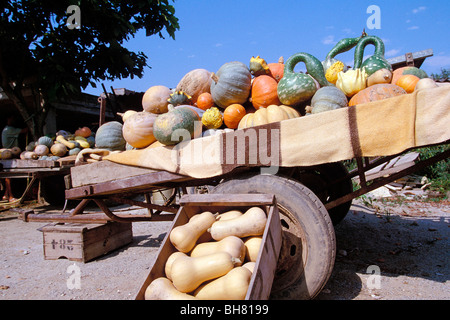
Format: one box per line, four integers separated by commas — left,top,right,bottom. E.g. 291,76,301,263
310,86,348,114
354,35,392,76
95,121,126,151
37,136,54,148
210,61,252,109
153,105,201,145
277,52,331,106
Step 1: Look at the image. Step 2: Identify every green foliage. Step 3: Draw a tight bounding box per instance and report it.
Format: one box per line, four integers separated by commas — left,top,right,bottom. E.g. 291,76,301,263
430,68,449,81
1,0,179,102
415,145,450,193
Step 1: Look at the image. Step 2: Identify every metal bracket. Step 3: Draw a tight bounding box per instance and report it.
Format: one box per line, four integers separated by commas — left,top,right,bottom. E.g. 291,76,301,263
405,52,415,66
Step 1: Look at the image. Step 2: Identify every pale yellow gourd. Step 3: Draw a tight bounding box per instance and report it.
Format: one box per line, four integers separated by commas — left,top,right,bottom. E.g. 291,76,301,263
209,207,267,241
169,211,217,252
170,252,240,293
244,236,263,262
216,209,243,221
144,277,197,300
164,252,187,281
190,236,246,265
242,262,256,273
193,267,252,300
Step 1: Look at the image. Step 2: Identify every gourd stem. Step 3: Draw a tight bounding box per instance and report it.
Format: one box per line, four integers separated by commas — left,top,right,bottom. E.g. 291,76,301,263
353,35,385,69
325,29,367,60
210,72,219,84
285,52,330,87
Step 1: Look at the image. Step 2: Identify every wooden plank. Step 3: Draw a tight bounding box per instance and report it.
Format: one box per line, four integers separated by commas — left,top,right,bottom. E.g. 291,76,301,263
354,152,419,183
70,160,159,187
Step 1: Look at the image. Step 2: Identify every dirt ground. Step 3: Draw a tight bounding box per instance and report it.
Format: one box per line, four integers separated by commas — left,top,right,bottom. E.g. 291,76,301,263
0,190,448,300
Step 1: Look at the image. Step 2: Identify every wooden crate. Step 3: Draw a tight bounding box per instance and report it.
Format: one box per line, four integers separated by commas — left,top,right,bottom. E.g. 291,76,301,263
135,193,282,300
41,222,133,262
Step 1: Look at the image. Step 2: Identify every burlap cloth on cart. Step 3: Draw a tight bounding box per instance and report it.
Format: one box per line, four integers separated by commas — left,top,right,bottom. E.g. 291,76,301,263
104,86,450,179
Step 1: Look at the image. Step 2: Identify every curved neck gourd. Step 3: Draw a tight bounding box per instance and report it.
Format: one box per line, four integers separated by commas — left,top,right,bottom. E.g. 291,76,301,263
325,30,368,61
353,35,391,75
284,52,330,87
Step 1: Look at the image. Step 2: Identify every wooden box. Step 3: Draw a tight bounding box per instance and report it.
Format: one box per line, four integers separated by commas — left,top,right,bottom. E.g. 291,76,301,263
136,193,282,300
41,222,133,262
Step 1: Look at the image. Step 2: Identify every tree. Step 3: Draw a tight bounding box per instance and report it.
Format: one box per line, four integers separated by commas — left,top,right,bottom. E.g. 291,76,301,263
0,0,179,139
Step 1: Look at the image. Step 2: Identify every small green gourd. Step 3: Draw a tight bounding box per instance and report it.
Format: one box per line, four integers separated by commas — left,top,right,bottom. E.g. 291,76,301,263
353,35,392,76
277,52,330,106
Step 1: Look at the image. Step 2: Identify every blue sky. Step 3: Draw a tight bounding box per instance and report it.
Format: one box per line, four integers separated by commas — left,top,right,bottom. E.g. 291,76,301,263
85,0,450,96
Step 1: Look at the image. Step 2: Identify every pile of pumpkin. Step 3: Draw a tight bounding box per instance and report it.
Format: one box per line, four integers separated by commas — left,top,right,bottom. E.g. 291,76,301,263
0,127,95,161
116,33,439,150
145,207,267,300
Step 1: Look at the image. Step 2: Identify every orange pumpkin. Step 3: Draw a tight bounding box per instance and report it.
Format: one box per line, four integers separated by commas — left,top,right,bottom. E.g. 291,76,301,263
75,126,92,138
250,75,280,109
348,83,406,106
395,74,420,93
223,104,246,129
267,57,284,82
196,92,215,110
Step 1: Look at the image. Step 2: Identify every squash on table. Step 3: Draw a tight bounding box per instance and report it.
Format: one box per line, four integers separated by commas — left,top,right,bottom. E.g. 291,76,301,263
194,267,252,300
250,75,280,109
145,277,197,300
153,105,201,146
50,143,68,157
34,144,49,156
325,61,345,85
9,146,21,158
95,121,126,151
348,83,406,106
395,74,420,93
122,111,157,149
391,66,428,85
353,35,392,76
237,104,300,129
0,149,12,160
196,92,215,111
170,252,241,293
267,56,285,82
210,61,252,109
74,126,92,138
249,56,284,82
201,107,223,129
175,69,212,105
216,209,243,221
142,85,172,114
277,52,330,106
169,211,217,252
336,68,368,97
37,136,54,148
242,261,256,273
367,68,392,86
310,86,348,114
56,135,76,149
244,236,263,262
223,104,246,129
209,206,267,241
190,235,246,264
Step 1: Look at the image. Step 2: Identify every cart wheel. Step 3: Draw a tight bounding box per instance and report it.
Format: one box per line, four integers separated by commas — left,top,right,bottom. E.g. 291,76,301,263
287,162,353,225
211,173,336,300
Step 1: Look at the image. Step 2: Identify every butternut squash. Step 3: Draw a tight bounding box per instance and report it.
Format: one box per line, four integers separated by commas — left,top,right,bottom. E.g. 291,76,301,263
170,252,240,293
169,211,217,252
244,236,263,262
209,207,267,241
164,252,187,281
216,209,243,221
242,261,256,273
193,267,252,300
145,277,197,300
190,236,246,265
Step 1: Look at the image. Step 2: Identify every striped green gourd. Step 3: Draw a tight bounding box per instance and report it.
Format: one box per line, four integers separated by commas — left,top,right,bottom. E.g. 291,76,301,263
277,52,330,106
322,30,368,71
353,35,392,76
